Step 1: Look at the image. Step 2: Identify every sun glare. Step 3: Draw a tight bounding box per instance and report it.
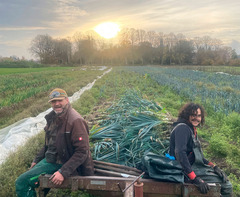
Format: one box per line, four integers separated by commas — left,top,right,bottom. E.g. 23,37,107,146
94,22,120,39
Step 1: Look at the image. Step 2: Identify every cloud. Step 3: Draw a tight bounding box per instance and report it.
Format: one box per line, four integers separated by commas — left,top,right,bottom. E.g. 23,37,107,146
1,0,240,58
0,0,88,29
0,40,28,47
0,27,52,31
41,0,88,28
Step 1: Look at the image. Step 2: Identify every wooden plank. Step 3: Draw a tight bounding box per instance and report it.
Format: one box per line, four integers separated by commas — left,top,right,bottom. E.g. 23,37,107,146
94,163,141,176
95,168,137,178
93,160,142,173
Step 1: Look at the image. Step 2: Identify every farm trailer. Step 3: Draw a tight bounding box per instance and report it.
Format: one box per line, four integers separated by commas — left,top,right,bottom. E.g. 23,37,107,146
38,174,221,197
38,160,221,196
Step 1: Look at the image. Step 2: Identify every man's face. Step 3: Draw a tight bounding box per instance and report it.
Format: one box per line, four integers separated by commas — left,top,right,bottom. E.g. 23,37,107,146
50,98,69,114
189,108,202,127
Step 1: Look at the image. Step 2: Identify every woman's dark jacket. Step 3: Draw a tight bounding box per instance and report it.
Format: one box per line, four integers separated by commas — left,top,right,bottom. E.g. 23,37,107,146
169,118,209,174
34,105,94,178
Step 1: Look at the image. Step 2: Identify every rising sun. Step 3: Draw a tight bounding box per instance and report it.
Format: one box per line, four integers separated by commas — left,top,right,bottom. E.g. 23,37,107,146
94,22,120,39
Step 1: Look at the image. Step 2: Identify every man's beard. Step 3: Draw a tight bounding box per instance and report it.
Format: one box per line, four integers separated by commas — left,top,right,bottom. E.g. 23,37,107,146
54,109,64,115
54,105,66,115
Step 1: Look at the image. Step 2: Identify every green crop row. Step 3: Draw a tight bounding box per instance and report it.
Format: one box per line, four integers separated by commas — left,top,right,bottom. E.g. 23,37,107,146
0,67,106,129
178,65,240,75
0,66,71,75
0,67,106,107
124,66,240,115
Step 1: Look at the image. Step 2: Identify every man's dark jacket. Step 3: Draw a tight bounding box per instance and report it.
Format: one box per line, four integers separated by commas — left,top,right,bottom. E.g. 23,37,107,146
169,118,209,175
34,104,94,178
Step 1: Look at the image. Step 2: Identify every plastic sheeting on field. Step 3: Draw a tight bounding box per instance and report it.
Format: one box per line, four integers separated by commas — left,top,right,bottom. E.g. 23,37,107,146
0,67,112,165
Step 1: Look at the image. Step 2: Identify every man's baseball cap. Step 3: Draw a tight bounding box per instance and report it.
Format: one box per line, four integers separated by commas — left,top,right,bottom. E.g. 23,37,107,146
48,88,68,102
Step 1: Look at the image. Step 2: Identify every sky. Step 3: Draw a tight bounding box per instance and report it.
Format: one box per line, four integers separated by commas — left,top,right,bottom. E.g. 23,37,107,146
1,0,240,59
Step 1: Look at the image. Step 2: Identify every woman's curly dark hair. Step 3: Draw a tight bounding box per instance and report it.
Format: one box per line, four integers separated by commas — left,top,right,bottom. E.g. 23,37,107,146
178,103,205,125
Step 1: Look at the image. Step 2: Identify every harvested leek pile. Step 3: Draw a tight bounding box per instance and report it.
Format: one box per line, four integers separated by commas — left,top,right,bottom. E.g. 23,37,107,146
90,89,171,168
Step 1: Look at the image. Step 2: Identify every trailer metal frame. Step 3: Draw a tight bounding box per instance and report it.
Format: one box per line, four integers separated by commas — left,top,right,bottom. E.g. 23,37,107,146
38,174,221,197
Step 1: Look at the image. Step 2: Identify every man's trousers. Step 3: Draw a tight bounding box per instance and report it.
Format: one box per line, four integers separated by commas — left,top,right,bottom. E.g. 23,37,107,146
15,158,62,197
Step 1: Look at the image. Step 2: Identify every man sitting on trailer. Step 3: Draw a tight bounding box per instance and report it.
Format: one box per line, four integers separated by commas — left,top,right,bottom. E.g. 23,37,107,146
15,88,94,197
169,102,232,196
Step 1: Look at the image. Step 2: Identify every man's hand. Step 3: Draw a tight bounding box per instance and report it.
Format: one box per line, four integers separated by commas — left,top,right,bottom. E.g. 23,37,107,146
214,166,228,183
192,177,210,194
49,171,64,185
29,162,36,169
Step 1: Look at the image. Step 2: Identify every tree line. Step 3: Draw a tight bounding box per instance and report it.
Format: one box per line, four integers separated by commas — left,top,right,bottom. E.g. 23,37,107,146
29,28,240,66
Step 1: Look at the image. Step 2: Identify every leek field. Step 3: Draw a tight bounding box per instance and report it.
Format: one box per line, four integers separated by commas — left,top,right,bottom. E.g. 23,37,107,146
0,66,105,129
125,66,240,115
0,66,239,196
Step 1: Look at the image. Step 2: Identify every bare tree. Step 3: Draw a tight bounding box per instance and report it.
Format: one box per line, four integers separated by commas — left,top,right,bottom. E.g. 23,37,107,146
29,34,55,64
174,40,194,65
72,31,96,65
53,38,72,64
